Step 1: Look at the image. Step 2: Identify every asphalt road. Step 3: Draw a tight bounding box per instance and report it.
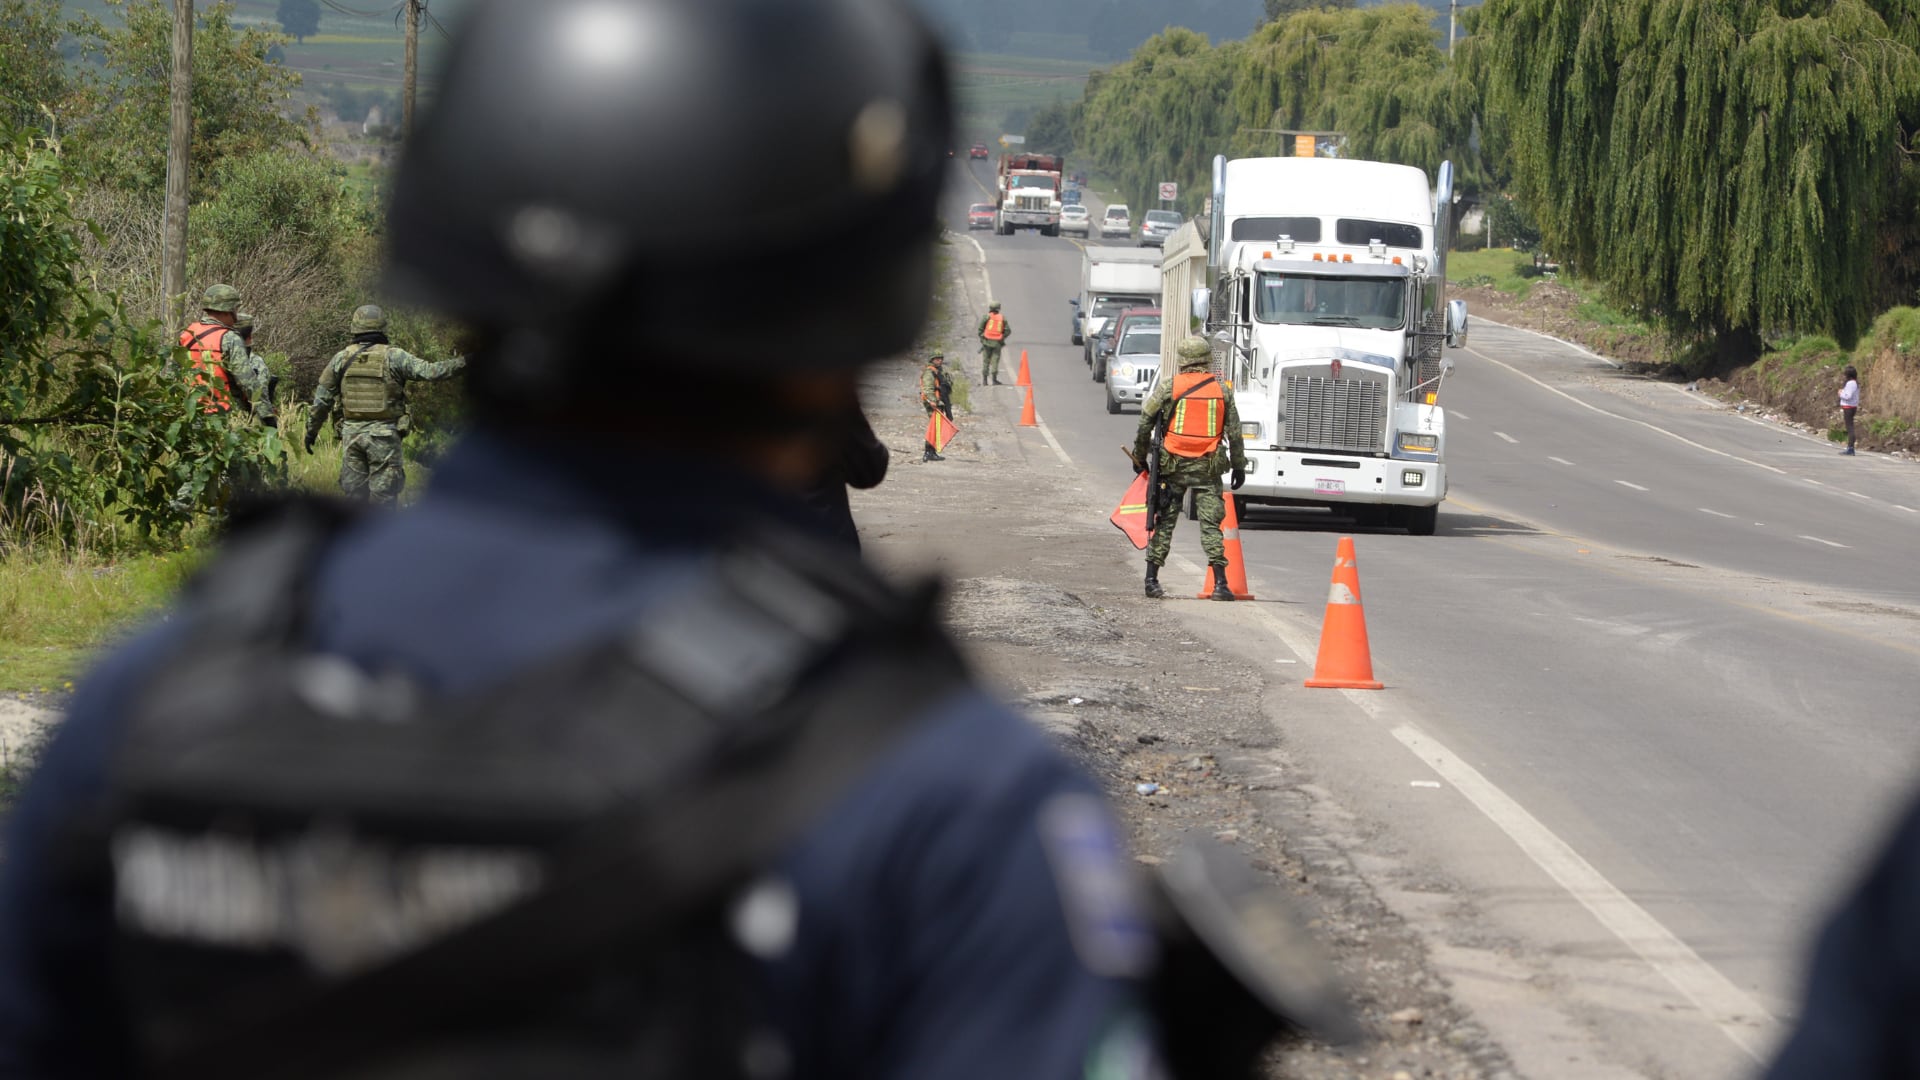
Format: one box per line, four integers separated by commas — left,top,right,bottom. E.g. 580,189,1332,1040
942,160,1920,1076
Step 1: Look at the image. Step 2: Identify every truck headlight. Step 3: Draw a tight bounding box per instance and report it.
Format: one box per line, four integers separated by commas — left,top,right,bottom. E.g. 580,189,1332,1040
1241,422,1263,439
1402,470,1424,487
1398,434,1438,453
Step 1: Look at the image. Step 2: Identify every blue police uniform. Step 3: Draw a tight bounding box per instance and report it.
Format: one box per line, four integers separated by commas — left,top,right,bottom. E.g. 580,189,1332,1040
1767,790,1920,1078
0,433,1157,1077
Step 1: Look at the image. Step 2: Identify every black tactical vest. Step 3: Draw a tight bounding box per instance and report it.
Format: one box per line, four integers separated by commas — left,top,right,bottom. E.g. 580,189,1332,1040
88,500,964,1080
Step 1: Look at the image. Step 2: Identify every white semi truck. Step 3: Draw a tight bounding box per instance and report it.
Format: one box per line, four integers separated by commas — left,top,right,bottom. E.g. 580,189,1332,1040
1188,155,1468,535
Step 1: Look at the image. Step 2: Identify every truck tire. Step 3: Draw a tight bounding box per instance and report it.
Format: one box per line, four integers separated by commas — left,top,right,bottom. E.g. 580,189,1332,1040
1399,504,1439,536
1042,224,1059,237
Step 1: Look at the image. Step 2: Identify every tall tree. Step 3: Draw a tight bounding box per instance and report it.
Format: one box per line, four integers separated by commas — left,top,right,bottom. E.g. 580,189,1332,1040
1262,0,1354,24
66,0,311,194
275,0,319,43
1478,0,1920,361
0,0,68,133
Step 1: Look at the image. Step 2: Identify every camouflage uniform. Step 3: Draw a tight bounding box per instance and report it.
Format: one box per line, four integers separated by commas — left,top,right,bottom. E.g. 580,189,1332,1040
307,306,467,505
977,303,1011,383
1134,339,1247,573
184,285,277,426
920,354,952,461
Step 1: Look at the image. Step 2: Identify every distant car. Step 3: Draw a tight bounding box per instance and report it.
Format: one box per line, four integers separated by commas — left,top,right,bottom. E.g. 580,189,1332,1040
1061,187,1083,206
1094,306,1159,385
968,203,996,230
1101,205,1132,240
1139,208,1182,248
1105,322,1163,414
969,143,990,160
1060,204,1091,237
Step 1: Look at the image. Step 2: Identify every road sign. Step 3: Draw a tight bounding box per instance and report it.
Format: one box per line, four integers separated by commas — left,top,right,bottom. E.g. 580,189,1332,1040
999,134,1027,148
1158,181,1178,201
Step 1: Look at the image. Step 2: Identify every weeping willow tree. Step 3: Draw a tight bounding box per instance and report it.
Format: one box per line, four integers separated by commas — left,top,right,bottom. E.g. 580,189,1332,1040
1479,0,1920,360
1229,5,1478,182
1075,6,1478,218
1077,28,1244,215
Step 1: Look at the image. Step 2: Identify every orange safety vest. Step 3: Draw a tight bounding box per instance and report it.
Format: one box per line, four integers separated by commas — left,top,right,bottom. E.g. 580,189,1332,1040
181,321,235,414
1162,373,1225,458
982,312,1006,341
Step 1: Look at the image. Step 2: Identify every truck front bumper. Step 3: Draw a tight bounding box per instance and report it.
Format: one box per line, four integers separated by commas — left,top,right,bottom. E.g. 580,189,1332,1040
1234,450,1446,508
1004,212,1056,227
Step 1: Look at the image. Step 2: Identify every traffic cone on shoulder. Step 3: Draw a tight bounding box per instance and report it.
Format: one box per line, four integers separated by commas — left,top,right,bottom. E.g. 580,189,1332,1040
1020,385,1038,427
1015,348,1033,387
1196,493,1254,599
1303,536,1383,690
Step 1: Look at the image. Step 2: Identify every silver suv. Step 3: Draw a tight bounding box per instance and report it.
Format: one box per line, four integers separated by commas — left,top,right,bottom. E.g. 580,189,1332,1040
1100,205,1131,239
1139,209,1182,248
1104,322,1162,414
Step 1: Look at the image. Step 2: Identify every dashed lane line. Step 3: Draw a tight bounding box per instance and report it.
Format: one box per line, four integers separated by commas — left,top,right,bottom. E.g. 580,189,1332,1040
1548,456,1576,467
1494,431,1519,444
1699,508,1735,519
1616,480,1649,492
1898,505,1918,514
1166,546,1771,1065
1799,535,1849,549
1848,491,1872,500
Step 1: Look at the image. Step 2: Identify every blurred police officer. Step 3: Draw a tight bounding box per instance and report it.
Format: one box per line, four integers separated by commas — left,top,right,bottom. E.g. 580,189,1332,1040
0,2,1176,1077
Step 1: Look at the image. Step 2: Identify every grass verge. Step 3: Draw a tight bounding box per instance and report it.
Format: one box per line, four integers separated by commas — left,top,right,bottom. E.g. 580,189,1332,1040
0,549,204,692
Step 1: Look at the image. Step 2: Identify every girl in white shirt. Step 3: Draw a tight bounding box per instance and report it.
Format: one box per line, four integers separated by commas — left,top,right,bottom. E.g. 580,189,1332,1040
1839,365,1860,455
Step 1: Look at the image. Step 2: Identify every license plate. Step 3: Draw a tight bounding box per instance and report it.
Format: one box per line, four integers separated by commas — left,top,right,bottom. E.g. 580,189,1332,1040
1315,479,1346,494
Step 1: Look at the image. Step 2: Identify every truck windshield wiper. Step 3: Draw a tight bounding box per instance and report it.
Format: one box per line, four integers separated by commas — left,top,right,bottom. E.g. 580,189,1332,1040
1307,315,1362,326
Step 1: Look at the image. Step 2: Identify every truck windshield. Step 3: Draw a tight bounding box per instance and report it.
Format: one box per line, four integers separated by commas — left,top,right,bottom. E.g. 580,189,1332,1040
1008,175,1054,189
1254,273,1405,330
1119,331,1161,356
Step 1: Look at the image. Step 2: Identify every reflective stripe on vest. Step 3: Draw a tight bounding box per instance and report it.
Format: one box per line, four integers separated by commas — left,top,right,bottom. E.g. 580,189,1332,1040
181,322,233,413
1162,373,1225,458
983,313,1006,341
340,345,403,421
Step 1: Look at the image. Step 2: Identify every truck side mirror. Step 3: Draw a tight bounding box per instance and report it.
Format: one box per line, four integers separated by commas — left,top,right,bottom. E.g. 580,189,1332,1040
1191,288,1212,323
1446,299,1469,348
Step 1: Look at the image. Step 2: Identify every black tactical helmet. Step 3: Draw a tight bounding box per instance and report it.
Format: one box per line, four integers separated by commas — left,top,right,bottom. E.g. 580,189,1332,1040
386,0,953,388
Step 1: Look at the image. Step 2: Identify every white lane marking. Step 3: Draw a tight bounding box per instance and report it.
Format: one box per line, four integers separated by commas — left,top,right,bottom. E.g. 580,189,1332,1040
1452,411,1471,421
1799,535,1849,549
1549,456,1576,466
1034,414,1073,467
1616,480,1649,492
1804,478,1824,486
1698,508,1735,519
1390,726,1770,1061
1898,505,1917,514
1848,491,1871,500
1173,545,1771,1062
1494,431,1519,444
1465,347,1786,474
1472,315,1622,369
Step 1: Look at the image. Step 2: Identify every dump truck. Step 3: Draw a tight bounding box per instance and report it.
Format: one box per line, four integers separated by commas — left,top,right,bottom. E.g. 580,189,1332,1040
995,152,1063,236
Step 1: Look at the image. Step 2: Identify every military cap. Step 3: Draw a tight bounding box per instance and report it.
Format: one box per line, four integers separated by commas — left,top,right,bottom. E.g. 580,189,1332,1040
350,304,389,334
201,284,242,312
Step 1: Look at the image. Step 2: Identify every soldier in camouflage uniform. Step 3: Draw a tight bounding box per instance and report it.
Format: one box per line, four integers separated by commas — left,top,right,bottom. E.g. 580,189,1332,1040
179,284,277,428
304,305,467,505
920,351,952,461
977,300,1011,384
1133,336,1247,600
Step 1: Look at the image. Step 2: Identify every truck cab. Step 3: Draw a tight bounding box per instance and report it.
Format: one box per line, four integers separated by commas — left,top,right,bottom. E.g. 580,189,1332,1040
1193,156,1468,534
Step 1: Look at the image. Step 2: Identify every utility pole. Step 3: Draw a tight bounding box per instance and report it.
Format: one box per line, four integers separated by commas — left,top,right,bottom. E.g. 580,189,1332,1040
161,0,192,328
403,0,420,140
1449,0,1458,58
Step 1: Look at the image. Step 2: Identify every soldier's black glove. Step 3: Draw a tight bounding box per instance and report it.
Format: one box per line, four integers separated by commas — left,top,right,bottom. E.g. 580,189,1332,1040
1230,467,1245,490
303,425,319,454
1134,458,1147,475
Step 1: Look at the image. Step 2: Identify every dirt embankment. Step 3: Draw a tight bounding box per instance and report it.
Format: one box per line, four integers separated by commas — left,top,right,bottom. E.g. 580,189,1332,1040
1705,310,1920,456
1453,280,1668,370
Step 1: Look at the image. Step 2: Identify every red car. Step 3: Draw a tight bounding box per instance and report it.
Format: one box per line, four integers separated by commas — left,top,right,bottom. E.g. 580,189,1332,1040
969,143,990,160
967,203,996,230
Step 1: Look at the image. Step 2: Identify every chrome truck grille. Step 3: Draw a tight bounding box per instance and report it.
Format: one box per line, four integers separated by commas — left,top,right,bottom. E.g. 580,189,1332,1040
1284,371,1388,453
1015,193,1050,211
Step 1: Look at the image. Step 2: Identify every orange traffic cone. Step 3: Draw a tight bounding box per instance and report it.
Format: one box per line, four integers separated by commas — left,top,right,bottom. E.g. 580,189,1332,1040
1196,493,1254,599
1020,385,1038,427
1015,349,1032,387
1303,536,1383,690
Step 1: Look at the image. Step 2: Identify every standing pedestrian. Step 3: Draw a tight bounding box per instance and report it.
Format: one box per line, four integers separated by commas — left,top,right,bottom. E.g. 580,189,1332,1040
921,350,953,461
179,284,277,428
1134,337,1247,600
1839,365,1860,455
978,299,1010,384
304,304,466,505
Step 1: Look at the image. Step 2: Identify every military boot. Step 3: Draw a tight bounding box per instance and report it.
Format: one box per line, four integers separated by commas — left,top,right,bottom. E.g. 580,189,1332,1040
1144,561,1165,599
923,445,944,462
1208,563,1234,601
